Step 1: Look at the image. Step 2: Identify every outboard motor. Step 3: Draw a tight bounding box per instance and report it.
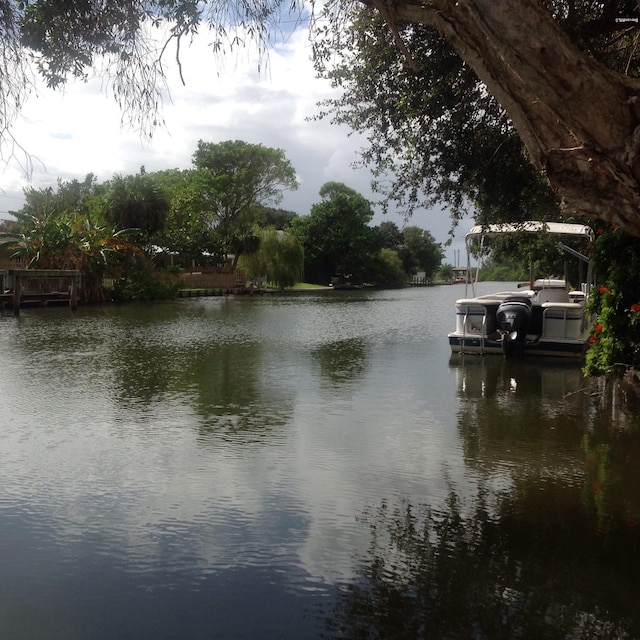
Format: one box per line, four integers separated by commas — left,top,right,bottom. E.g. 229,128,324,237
496,296,532,356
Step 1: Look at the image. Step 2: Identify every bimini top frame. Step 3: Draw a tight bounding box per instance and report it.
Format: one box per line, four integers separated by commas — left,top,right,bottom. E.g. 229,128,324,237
463,221,595,297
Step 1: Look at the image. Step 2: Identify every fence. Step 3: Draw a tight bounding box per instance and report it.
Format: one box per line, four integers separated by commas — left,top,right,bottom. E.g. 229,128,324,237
179,267,246,290
0,256,28,270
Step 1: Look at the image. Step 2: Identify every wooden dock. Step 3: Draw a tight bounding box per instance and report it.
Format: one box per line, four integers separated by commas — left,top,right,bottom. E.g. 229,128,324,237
1,269,82,315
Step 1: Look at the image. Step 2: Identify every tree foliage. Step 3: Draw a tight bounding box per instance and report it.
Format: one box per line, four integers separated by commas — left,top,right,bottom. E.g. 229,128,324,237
478,229,591,288
15,174,102,224
103,169,170,246
290,181,382,285
3,1,640,234
378,220,404,251
1,208,140,301
255,205,298,230
192,140,299,263
239,226,304,289
4,157,445,299
477,259,526,283
369,246,407,288
438,263,454,282
5,174,175,301
1,0,300,149
313,10,560,226
150,168,225,265
584,228,640,376
334,1,640,234
401,226,442,278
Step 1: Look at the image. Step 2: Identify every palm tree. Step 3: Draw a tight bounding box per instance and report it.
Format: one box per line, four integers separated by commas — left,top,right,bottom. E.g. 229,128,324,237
102,170,170,248
1,209,141,302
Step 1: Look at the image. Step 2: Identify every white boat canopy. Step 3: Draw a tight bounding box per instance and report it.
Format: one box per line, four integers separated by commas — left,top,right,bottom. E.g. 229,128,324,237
461,221,594,297
465,221,594,246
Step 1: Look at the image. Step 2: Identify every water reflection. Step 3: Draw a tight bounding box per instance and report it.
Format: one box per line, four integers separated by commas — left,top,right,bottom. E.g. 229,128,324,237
4,292,640,639
450,356,592,481
312,338,369,385
65,301,297,441
322,358,640,639
452,356,640,535
583,412,640,537
449,355,589,400
323,481,640,639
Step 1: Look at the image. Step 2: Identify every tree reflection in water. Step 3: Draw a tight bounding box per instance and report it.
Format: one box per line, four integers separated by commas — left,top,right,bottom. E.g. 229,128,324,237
321,357,640,638
313,338,369,385
322,356,640,640
322,482,639,639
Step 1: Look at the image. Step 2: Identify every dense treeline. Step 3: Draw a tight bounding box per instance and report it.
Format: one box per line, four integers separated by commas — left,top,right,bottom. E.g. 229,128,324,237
0,140,445,300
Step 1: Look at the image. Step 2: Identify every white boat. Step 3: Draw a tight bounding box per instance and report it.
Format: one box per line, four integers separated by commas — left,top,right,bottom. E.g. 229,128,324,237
448,222,595,358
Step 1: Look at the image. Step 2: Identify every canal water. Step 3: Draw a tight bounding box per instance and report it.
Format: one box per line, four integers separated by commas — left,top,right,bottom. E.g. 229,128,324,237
1,285,638,639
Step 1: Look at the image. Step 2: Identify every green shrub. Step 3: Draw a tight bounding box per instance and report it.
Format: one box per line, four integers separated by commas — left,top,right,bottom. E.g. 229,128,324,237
110,263,180,301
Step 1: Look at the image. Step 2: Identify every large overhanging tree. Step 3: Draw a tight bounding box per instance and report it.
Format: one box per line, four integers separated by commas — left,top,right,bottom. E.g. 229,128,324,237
2,1,640,232
365,1,640,234
313,0,640,232
312,10,562,226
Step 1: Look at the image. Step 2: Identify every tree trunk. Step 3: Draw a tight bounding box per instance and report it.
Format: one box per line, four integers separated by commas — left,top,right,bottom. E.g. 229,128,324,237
368,0,640,234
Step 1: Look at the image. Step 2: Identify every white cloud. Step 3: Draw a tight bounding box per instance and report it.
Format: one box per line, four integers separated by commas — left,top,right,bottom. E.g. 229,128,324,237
0,26,467,256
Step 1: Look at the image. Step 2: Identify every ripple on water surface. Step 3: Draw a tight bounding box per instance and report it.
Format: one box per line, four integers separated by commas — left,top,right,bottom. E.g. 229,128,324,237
0,291,636,639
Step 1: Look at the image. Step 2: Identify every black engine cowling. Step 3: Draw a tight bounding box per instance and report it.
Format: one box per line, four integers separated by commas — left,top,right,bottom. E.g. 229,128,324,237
496,297,532,356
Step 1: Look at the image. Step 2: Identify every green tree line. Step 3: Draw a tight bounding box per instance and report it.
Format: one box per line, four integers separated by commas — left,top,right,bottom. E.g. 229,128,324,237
0,140,444,300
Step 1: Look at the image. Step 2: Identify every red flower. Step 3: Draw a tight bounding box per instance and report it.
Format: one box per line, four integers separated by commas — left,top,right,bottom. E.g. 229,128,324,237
595,324,604,333
597,228,604,235
598,285,610,295
631,303,640,312
589,336,598,344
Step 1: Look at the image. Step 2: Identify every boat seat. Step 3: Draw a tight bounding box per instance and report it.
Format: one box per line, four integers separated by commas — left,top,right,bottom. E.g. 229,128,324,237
535,288,570,304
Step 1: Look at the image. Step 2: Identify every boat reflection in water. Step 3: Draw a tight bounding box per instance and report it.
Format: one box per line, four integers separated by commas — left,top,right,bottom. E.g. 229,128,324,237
450,355,593,482
449,352,588,400
323,357,640,640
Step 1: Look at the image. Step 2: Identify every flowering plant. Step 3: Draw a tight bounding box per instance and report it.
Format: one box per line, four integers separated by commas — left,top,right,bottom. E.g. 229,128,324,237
585,226,640,376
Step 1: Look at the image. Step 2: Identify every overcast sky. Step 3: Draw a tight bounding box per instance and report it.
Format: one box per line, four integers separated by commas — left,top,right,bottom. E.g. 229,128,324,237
0,25,467,263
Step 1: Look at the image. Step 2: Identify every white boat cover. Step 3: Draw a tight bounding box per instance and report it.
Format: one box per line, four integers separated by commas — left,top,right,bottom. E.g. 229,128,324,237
465,221,594,244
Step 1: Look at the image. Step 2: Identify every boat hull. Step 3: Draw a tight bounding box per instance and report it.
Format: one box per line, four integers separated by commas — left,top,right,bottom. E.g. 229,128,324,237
448,334,587,358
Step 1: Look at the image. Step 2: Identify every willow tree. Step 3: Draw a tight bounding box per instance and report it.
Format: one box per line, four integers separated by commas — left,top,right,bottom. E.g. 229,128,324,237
239,226,304,290
2,1,640,233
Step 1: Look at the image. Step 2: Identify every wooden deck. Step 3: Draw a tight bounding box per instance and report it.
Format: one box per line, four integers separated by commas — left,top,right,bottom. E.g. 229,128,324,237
0,291,77,309
2,269,81,315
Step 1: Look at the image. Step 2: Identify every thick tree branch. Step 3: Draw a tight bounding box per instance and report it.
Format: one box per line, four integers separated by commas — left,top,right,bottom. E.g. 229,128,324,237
366,0,640,233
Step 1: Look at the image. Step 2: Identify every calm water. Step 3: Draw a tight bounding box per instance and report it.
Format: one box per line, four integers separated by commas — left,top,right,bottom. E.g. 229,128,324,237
1,285,639,639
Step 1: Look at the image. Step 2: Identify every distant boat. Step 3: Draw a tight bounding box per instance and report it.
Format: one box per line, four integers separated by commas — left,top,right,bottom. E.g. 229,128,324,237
448,222,595,359
451,267,479,284
329,275,362,290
